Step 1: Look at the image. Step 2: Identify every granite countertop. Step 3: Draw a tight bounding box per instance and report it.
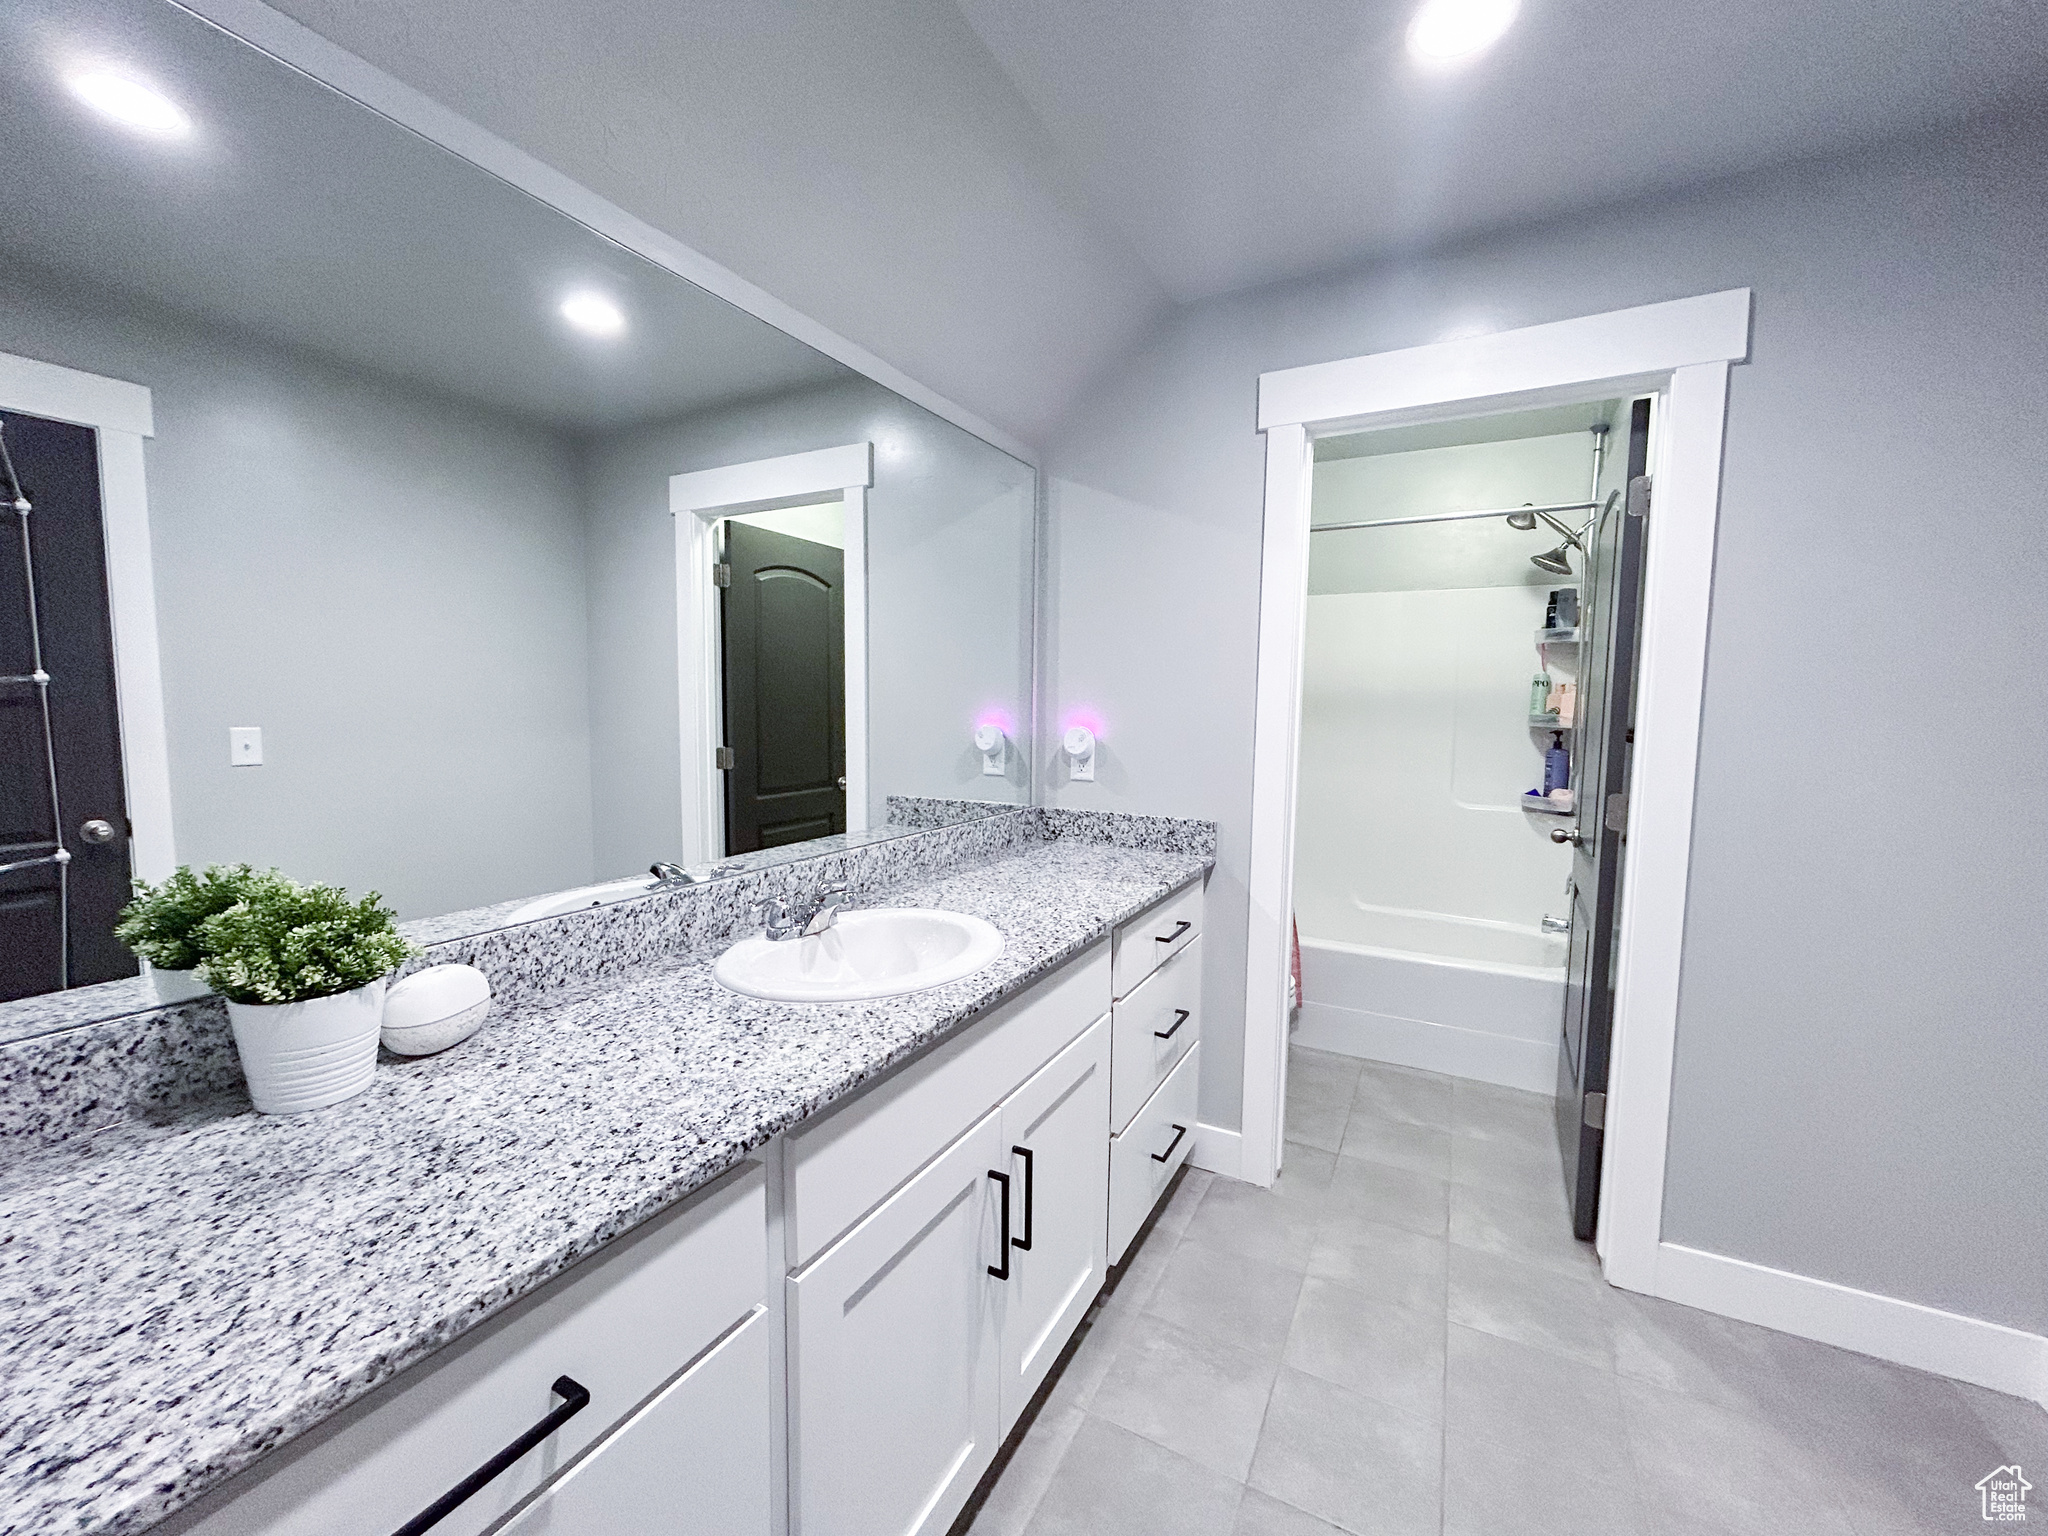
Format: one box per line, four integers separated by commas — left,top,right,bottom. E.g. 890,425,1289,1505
0,839,1208,1536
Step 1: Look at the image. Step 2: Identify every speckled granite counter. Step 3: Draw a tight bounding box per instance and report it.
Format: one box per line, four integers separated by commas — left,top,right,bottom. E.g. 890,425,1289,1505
0,836,1208,1536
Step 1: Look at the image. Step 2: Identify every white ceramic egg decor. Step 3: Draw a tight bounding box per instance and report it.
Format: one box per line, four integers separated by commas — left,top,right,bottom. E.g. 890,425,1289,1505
381,963,493,1057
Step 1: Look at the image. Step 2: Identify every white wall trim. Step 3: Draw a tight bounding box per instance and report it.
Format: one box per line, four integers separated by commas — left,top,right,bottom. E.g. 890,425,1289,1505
1257,289,1752,434
1242,294,1748,1313
0,352,154,438
1,350,175,883
1189,1122,1243,1182
670,445,873,867
1656,1242,2048,1408
174,0,1038,469
1238,421,1311,1189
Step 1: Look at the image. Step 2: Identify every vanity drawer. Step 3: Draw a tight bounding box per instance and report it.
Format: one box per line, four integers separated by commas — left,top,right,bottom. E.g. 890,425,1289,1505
1109,937,1201,1133
1111,882,1202,999
166,1164,767,1536
786,941,1110,1267
1107,1043,1200,1266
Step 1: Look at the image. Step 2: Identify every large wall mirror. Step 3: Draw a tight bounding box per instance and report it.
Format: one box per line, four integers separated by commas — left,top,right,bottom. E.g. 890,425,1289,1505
0,0,1037,1006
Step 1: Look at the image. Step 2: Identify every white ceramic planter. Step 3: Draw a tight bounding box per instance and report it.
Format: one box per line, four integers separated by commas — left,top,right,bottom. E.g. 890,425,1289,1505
225,980,386,1115
147,964,212,1005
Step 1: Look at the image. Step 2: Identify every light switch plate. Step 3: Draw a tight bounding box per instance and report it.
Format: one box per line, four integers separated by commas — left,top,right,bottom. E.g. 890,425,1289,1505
229,726,263,766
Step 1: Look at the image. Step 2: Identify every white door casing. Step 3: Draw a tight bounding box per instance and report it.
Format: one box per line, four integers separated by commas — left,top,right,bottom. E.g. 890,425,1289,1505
0,349,173,883
1243,290,1752,1305
670,443,873,867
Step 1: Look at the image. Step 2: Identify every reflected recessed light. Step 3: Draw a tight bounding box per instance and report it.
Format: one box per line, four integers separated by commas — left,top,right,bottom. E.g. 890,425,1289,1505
1406,0,1519,62
67,70,193,138
559,291,626,338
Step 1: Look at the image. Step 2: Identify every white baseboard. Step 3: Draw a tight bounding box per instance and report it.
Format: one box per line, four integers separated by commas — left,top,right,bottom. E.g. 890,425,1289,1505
1190,1121,1243,1182
1293,1002,1556,1094
1653,1242,2048,1408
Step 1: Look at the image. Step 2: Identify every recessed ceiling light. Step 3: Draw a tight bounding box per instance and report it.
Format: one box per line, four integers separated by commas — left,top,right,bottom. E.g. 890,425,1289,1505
1406,0,1519,63
559,291,626,338
66,70,193,139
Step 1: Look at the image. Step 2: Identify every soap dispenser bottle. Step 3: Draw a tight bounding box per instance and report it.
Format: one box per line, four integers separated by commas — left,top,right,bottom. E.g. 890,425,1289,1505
1544,732,1571,795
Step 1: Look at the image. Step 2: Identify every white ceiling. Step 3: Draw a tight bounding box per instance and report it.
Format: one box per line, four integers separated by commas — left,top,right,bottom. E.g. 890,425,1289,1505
2,0,848,433
956,0,2048,300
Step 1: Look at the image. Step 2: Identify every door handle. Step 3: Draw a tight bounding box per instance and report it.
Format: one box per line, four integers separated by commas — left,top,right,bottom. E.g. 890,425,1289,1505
1152,1124,1189,1163
391,1375,590,1536
1155,1009,1190,1041
1011,1145,1034,1251
79,819,119,845
1550,827,1584,847
987,1169,1012,1279
1155,920,1192,945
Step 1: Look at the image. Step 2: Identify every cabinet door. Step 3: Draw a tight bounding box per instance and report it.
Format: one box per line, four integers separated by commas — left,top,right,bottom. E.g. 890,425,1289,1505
789,1110,1005,1536
997,1014,1110,1430
498,1309,773,1536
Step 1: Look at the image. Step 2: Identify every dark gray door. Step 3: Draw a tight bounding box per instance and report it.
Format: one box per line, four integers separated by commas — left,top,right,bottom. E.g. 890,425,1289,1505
719,521,846,854
1,409,137,1001
1554,399,1652,1239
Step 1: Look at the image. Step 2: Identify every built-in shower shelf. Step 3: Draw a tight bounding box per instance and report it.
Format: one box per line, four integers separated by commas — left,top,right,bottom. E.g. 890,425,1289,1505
1520,794,1574,816
1528,714,1570,729
1536,627,1580,644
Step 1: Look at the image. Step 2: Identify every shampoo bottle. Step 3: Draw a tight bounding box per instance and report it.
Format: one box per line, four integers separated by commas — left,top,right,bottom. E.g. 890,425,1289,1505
1544,732,1570,795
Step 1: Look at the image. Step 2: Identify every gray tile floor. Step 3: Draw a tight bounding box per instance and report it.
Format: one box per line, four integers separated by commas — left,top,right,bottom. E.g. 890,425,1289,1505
962,1046,2046,1536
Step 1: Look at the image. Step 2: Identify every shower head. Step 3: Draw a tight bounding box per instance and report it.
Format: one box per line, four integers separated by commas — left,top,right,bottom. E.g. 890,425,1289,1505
1531,544,1574,576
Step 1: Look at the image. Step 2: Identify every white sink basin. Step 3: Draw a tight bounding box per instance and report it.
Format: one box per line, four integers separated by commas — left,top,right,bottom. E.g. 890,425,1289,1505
713,908,1004,1002
508,876,661,923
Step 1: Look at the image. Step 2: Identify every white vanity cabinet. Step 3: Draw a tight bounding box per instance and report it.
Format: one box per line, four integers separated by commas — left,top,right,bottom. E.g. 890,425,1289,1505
783,947,1113,1536
147,877,1206,1536
163,1165,771,1536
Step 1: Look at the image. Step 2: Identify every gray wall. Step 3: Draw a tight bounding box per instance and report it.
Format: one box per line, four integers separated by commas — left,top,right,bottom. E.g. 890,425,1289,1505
580,376,1034,882
0,259,598,920
1044,114,2048,1332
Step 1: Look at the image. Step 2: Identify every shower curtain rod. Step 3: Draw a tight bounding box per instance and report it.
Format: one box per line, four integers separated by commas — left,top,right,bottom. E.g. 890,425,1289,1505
1310,498,1599,535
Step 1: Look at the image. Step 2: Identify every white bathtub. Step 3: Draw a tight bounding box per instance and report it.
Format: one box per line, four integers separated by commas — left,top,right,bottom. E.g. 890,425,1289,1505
1293,904,1566,1093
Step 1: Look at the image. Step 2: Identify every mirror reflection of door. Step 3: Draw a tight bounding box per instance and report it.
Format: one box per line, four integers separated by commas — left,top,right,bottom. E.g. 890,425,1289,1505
1,409,138,1001
719,515,846,853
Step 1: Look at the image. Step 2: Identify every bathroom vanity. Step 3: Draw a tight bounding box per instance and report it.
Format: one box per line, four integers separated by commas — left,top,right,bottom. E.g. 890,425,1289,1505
0,815,1211,1536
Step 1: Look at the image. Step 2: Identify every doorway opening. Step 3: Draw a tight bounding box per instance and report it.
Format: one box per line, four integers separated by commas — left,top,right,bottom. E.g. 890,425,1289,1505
719,503,847,854
1240,290,1749,1297
669,442,873,869
1291,396,1654,1244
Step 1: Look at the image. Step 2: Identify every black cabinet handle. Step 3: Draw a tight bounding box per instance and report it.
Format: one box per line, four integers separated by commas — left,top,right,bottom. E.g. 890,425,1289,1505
392,1375,590,1536
1155,1009,1190,1041
1155,920,1192,945
987,1169,1012,1279
1152,1124,1189,1164
1011,1145,1034,1251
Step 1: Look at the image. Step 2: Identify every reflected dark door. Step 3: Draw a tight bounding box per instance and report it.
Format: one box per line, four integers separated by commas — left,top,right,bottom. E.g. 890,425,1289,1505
720,521,846,854
0,409,137,1001
1555,399,1651,1239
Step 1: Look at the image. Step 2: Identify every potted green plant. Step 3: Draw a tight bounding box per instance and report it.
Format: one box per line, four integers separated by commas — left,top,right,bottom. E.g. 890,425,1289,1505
113,863,261,1003
197,874,419,1115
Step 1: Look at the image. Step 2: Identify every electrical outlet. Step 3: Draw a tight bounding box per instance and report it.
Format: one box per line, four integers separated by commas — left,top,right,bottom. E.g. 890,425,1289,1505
229,726,263,766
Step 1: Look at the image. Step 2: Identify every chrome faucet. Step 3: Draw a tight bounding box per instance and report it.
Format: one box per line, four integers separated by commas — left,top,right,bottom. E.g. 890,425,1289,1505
650,861,696,886
753,882,853,942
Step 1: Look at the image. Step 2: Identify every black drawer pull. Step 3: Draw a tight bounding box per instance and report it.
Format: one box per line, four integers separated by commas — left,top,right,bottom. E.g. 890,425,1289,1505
1155,920,1192,945
1011,1145,1035,1251
393,1375,590,1536
1155,1008,1190,1041
1152,1123,1189,1163
988,1169,1012,1279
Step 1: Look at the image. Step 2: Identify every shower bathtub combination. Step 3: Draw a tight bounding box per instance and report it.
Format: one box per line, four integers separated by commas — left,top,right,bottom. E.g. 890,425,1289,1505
1292,901,1565,1094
